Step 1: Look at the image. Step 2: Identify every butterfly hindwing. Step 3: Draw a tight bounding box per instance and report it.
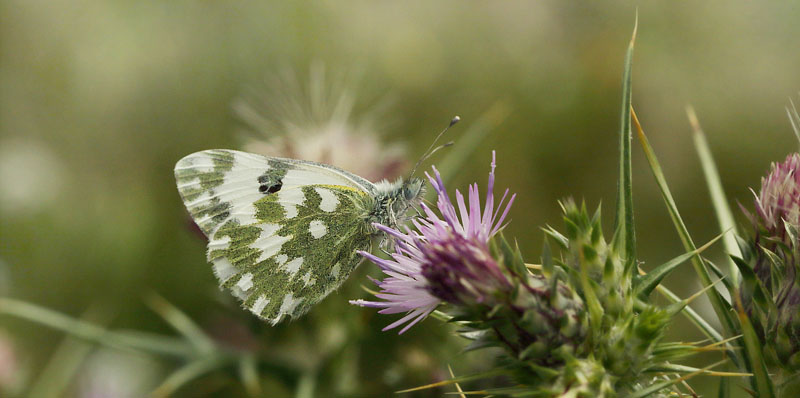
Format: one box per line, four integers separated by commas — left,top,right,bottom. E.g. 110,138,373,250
212,184,372,323
175,150,376,324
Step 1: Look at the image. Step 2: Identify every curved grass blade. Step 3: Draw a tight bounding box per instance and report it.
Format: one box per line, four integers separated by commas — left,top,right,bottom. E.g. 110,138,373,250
687,105,741,285
652,284,725,344
0,297,195,358
627,360,726,398
150,356,231,398
144,292,216,355
631,107,737,339
26,306,110,397
612,15,638,274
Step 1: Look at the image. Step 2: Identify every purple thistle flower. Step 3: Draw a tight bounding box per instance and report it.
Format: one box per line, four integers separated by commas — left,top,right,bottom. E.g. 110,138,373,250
755,153,800,237
350,151,516,333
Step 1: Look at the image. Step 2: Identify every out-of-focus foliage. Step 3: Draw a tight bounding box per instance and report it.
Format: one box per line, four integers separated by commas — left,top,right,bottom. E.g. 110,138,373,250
1,1,799,397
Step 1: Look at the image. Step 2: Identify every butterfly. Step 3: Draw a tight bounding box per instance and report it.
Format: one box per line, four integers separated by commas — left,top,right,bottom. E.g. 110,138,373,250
174,149,426,324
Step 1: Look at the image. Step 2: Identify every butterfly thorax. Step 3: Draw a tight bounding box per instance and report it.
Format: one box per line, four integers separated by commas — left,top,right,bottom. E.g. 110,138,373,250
368,177,426,232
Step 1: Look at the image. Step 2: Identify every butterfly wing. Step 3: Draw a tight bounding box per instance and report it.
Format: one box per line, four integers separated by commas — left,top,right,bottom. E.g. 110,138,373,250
175,149,376,324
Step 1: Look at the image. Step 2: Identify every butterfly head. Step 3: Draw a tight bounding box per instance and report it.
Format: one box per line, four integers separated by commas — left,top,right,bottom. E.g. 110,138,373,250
371,116,459,233
401,176,426,204
371,177,426,231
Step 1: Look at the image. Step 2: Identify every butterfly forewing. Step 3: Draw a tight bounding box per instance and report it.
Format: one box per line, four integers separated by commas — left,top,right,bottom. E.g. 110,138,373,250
175,150,376,324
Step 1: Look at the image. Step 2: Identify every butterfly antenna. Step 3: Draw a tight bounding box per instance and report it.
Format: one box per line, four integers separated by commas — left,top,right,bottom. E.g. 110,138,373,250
408,116,461,178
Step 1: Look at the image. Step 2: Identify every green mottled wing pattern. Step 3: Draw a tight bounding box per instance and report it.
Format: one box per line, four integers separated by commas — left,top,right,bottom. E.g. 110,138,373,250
212,185,372,323
175,150,376,324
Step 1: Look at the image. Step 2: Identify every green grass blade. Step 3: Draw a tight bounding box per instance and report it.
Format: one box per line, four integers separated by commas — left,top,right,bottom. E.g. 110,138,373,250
635,233,722,298
613,16,638,273
26,306,108,397
0,297,196,358
151,356,230,398
627,361,725,398
787,98,800,147
295,370,318,398
632,108,738,339
239,353,262,397
661,292,723,339
717,373,729,398
144,292,216,355
687,105,741,285
735,296,775,397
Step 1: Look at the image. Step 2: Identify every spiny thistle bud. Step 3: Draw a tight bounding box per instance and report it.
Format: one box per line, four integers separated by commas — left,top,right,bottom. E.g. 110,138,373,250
508,271,588,363
737,153,800,374
354,156,702,396
539,200,698,396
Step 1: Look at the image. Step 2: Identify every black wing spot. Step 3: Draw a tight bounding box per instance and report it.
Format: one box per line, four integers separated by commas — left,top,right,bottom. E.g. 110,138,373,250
259,179,283,195
267,182,282,193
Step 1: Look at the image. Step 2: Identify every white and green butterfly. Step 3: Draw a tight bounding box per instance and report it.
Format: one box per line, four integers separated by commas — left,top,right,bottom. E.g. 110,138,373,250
174,149,425,324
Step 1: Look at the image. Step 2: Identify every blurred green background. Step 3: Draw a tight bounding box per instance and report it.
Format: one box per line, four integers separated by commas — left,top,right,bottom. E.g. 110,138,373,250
1,1,799,397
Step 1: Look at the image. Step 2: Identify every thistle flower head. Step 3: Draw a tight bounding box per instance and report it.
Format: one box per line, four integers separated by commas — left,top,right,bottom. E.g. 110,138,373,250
738,151,800,373
755,152,800,240
419,229,511,306
350,152,515,333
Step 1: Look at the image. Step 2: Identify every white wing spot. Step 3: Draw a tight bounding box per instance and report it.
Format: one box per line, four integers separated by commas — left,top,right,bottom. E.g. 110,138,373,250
282,203,298,219
331,262,341,278
229,285,249,301
254,233,291,264
315,187,339,212
236,272,254,292
251,295,270,315
212,258,237,283
208,234,231,252
275,254,288,265
309,220,327,239
258,223,280,237
278,293,304,317
279,188,306,219
301,271,316,286
284,257,303,277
